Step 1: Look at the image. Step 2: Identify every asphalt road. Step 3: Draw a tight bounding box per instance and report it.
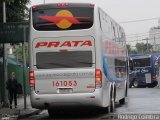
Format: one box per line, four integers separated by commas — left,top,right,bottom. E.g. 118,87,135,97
20,88,160,120
115,87,160,113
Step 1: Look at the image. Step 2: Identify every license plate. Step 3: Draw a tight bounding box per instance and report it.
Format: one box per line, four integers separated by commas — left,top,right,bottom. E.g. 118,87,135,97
57,88,73,94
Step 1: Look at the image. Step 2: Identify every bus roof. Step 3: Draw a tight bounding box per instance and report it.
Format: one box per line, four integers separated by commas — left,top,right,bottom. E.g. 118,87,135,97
32,3,95,10
129,53,160,60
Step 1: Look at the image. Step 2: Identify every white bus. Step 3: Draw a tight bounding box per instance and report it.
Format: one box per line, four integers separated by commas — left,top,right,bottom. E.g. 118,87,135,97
29,3,128,117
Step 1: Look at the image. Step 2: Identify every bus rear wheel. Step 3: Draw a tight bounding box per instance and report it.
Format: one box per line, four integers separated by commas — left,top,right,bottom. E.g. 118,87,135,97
132,79,139,88
48,109,54,118
48,109,61,118
105,87,115,113
119,98,125,104
119,85,127,104
110,88,115,112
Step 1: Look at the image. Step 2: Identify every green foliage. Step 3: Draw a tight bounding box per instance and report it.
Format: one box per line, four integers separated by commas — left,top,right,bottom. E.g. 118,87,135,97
136,42,153,54
127,44,132,54
0,44,3,56
127,42,153,54
13,43,29,66
0,0,30,22
0,0,30,64
127,44,137,54
0,0,14,3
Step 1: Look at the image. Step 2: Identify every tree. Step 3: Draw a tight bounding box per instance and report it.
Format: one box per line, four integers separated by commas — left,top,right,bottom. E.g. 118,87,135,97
0,0,30,22
144,43,152,52
0,0,30,63
0,0,14,3
127,44,132,54
135,42,153,54
13,44,29,66
127,44,137,54
136,43,145,54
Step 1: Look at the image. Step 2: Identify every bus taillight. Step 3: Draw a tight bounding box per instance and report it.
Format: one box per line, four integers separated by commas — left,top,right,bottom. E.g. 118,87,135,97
30,80,35,85
96,69,102,88
57,3,69,7
32,6,37,9
90,4,95,8
30,71,35,87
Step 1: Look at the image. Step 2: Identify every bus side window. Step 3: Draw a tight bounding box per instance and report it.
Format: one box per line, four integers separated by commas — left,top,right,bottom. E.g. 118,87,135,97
129,60,134,71
158,58,160,76
158,58,160,68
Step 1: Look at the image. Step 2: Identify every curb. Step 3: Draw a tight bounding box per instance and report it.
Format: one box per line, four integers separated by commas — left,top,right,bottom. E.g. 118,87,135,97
0,108,20,120
18,109,41,119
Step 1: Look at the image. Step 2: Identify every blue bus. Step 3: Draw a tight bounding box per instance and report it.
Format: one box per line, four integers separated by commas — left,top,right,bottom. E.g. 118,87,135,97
129,53,160,88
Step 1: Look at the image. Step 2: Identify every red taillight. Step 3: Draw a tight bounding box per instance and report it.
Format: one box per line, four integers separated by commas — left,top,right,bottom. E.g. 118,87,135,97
32,6,37,9
90,4,95,8
95,69,102,88
57,3,69,7
30,80,35,85
30,71,34,78
96,69,101,75
29,71,35,87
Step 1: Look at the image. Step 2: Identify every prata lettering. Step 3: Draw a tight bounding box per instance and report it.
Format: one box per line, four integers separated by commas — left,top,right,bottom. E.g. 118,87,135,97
35,40,92,48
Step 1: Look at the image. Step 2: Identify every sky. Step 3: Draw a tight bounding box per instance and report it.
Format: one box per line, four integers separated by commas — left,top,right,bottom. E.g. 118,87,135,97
30,0,160,46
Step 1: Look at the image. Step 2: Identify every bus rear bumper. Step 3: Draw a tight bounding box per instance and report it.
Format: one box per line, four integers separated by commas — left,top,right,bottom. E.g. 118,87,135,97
30,88,107,109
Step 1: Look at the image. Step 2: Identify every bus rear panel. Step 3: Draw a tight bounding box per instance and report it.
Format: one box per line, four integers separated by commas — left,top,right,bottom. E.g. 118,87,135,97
30,3,105,109
29,3,127,112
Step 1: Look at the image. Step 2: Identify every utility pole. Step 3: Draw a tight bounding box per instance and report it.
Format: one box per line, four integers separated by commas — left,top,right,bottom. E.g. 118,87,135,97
22,25,27,109
153,36,156,52
142,38,149,53
146,38,149,52
2,1,9,107
44,0,45,4
19,24,28,109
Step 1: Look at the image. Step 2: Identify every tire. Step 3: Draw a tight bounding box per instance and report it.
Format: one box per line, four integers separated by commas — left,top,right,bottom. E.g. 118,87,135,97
132,79,139,88
129,82,132,88
119,98,125,105
110,87,115,112
148,81,158,88
104,86,115,113
105,106,110,114
48,109,54,118
48,108,67,118
125,84,128,97
119,85,127,105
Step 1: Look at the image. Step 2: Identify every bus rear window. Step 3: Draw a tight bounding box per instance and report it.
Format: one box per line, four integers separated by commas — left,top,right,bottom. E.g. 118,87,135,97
36,51,93,69
32,7,93,31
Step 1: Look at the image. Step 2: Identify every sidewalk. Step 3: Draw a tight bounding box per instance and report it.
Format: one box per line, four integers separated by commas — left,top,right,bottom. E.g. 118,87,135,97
0,96,41,120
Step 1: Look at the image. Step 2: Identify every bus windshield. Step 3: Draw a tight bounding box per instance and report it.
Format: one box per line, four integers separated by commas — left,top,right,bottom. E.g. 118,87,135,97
32,6,93,31
133,58,151,67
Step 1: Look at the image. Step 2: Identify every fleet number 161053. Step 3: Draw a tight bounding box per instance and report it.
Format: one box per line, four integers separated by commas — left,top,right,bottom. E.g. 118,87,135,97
53,80,77,87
